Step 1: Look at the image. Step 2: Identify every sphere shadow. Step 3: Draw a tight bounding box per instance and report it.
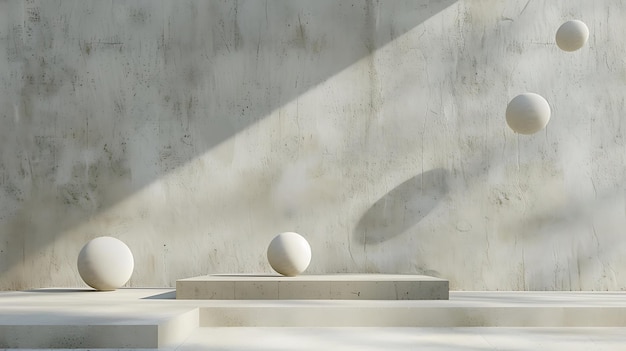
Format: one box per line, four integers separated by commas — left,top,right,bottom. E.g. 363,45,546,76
24,289,99,293
354,168,449,245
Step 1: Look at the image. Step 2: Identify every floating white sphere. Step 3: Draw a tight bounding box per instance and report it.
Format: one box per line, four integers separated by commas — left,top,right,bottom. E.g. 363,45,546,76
556,20,589,52
506,93,551,135
267,232,311,276
77,236,134,291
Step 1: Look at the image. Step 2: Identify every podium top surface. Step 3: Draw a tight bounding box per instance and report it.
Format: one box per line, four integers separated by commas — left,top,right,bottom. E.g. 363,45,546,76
177,274,447,282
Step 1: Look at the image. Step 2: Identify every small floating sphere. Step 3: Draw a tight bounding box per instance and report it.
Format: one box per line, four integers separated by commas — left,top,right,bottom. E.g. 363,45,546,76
556,20,589,52
267,232,311,277
506,93,551,135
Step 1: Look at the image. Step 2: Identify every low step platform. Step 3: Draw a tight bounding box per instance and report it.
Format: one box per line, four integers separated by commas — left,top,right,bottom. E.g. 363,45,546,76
3,289,626,349
0,289,197,349
176,274,449,300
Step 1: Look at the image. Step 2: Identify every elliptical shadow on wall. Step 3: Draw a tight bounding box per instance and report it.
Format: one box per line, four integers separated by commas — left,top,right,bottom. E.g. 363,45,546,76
354,168,449,245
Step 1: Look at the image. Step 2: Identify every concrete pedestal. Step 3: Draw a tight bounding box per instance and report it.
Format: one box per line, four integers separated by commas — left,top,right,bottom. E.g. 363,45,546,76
176,274,449,300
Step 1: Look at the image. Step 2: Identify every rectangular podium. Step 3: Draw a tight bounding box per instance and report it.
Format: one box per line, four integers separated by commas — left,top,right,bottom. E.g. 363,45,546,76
176,274,449,300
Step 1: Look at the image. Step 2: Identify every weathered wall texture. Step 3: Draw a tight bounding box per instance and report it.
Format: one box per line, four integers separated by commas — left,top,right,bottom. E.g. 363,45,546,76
0,0,625,290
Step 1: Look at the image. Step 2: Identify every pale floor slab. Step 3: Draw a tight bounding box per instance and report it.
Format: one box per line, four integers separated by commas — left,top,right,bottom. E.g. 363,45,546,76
177,327,626,351
3,289,626,349
5,328,626,350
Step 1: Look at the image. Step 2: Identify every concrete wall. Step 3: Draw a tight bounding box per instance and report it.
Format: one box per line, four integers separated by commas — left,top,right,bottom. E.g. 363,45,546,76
1,0,625,290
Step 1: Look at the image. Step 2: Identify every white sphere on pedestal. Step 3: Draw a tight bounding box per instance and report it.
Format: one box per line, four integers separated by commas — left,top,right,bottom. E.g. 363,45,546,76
267,232,312,276
77,236,134,291
506,93,551,135
556,20,589,52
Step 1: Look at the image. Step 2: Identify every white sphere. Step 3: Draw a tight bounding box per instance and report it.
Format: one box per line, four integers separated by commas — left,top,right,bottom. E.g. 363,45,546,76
77,236,134,291
267,232,311,276
506,93,551,135
556,20,589,52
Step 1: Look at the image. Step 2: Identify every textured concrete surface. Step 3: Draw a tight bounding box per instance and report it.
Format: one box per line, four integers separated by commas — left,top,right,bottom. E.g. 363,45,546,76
6,328,626,351
177,327,626,351
3,289,626,349
176,274,449,300
0,0,625,291
0,289,198,349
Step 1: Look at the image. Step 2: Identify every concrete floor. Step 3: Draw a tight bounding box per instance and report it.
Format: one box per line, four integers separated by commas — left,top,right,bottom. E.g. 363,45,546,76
5,327,626,350
178,327,626,351
2,288,626,350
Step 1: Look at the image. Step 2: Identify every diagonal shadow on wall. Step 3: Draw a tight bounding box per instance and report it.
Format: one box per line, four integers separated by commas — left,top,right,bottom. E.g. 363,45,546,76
0,0,459,288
